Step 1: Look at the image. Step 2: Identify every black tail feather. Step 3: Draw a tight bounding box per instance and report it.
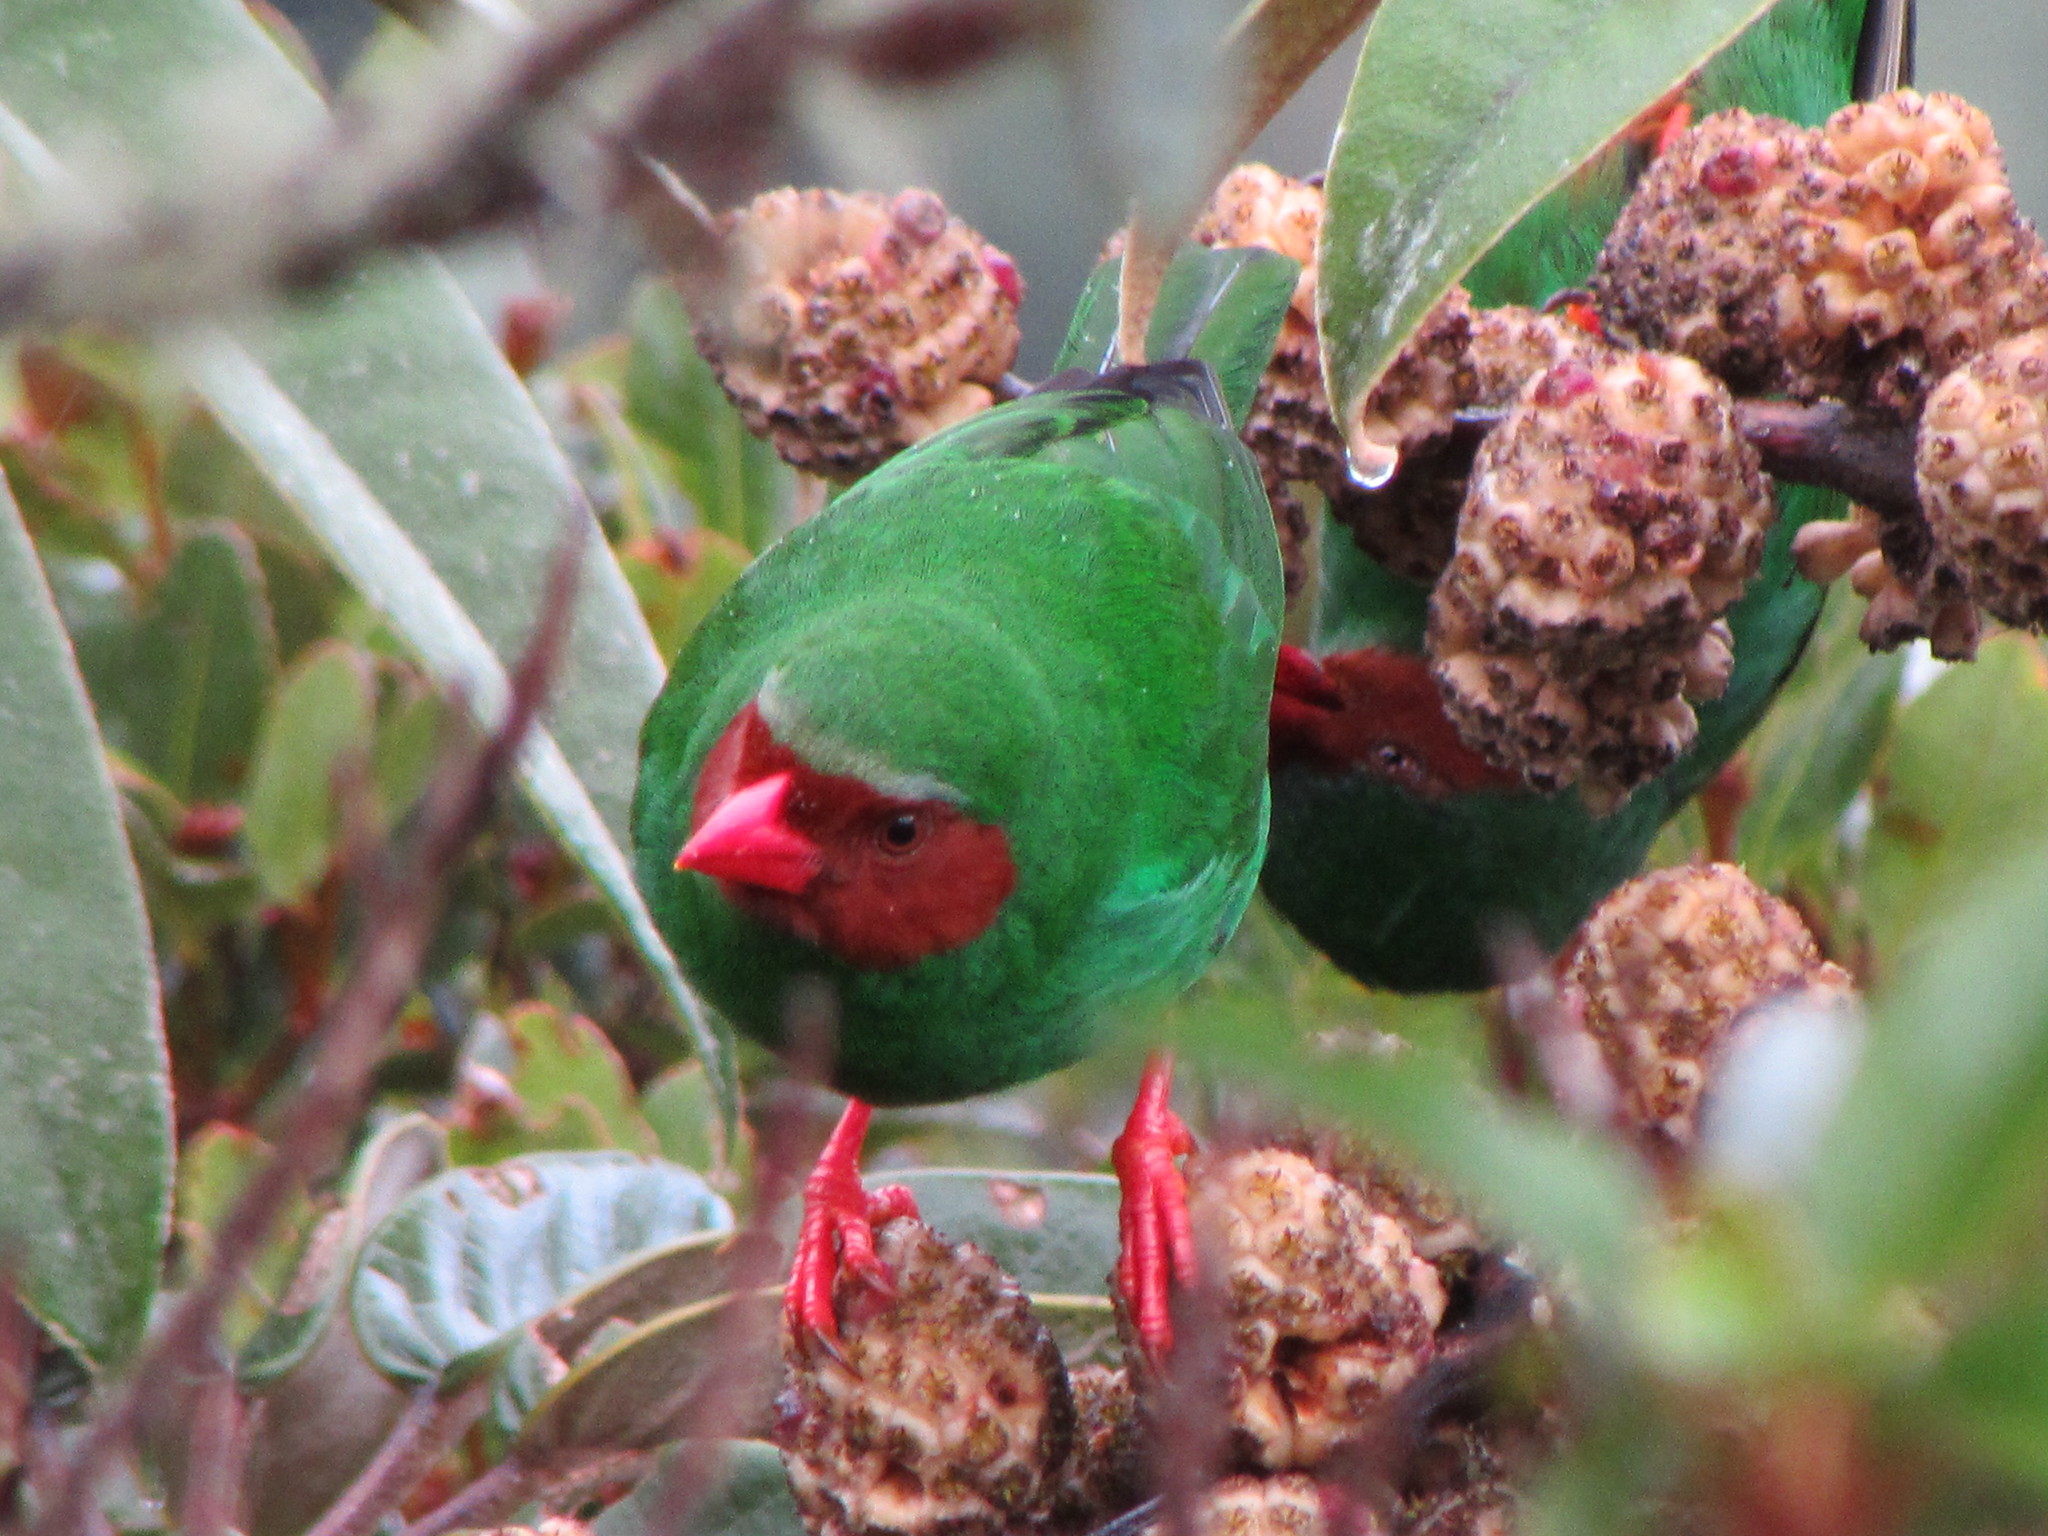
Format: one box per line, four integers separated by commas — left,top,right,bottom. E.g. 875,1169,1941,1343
1031,359,1233,432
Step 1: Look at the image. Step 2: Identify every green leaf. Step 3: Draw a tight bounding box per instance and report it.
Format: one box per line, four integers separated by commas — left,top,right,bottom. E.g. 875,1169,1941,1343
0,475,169,1366
641,1062,734,1177
885,1170,1121,1298
447,1002,660,1165
351,1152,733,1388
1805,838,2048,1287
492,1226,735,1435
1146,247,1301,427
620,529,752,664
511,1287,781,1458
1737,588,1903,882
1860,635,2048,969
242,639,376,906
84,524,278,802
623,281,790,552
1053,245,1300,427
0,0,738,1146
596,1439,802,1536
1317,0,1774,454
240,1114,447,1387
1919,1293,2048,1497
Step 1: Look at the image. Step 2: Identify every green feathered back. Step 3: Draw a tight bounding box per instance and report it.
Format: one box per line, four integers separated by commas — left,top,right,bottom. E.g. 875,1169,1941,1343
633,365,1282,1103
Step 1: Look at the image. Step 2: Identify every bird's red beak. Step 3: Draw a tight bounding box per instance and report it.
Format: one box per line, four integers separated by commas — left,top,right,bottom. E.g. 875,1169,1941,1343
676,772,823,895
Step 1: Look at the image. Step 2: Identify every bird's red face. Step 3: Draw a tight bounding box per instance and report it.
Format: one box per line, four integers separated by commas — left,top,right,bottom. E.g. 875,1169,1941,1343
676,702,1018,970
1269,645,1521,798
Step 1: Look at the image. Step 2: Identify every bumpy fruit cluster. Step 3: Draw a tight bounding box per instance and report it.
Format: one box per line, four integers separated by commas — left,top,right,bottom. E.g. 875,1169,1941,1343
1916,326,2048,629
1428,353,1775,810
1167,1474,1341,1536
1558,863,1854,1149
1179,1148,1448,1472
1335,304,1620,587
692,187,1023,480
1781,89,2048,416
779,1218,1075,1536
1593,108,1820,393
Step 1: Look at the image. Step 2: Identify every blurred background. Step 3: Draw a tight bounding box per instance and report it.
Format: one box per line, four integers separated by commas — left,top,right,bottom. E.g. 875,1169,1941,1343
270,0,2048,373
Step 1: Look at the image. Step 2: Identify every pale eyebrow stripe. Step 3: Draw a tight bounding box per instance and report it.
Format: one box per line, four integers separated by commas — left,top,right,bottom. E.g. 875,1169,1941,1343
755,668,966,805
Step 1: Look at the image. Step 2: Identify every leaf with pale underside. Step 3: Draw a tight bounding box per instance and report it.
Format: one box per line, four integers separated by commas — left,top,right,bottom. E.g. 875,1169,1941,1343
0,473,169,1367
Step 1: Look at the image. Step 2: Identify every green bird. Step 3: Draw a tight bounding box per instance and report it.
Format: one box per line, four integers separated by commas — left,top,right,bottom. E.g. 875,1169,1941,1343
632,250,1295,1352
1262,0,1913,993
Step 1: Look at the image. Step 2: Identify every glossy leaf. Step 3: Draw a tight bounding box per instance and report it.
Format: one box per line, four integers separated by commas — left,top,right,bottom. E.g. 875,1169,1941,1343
242,639,375,906
0,476,169,1366
351,1152,733,1388
0,0,737,1144
1861,634,2048,966
1317,0,1774,456
1054,244,1300,426
596,1439,802,1536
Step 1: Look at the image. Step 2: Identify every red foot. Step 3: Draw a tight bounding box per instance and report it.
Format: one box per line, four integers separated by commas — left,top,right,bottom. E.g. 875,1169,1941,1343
785,1101,920,1341
1111,1053,1199,1361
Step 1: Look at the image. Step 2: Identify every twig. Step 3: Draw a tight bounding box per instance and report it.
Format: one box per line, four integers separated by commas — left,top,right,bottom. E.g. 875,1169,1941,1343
1735,398,1921,525
1152,1257,1232,1536
301,1380,494,1536
176,1365,251,1536
399,1449,648,1536
394,1458,534,1536
0,0,698,330
1449,398,1921,523
27,533,585,1536
640,1078,819,1535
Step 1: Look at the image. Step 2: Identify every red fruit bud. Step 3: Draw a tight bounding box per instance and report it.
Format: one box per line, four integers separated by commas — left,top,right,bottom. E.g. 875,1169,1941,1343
983,247,1024,307
1700,145,1763,197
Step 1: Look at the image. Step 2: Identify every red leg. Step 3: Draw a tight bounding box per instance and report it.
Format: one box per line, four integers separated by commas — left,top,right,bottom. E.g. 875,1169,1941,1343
1111,1053,1199,1361
785,1101,920,1340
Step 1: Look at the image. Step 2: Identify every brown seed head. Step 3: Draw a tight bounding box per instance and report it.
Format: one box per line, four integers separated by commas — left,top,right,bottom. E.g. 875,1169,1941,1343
1185,1149,1447,1472
1559,863,1854,1148
693,187,1023,480
779,1218,1073,1536
1428,352,1776,809
1593,108,1824,393
1917,325,2048,630
1780,90,2048,415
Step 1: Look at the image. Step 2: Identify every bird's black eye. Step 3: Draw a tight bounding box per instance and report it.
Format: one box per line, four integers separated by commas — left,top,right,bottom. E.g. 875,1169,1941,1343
878,812,924,854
